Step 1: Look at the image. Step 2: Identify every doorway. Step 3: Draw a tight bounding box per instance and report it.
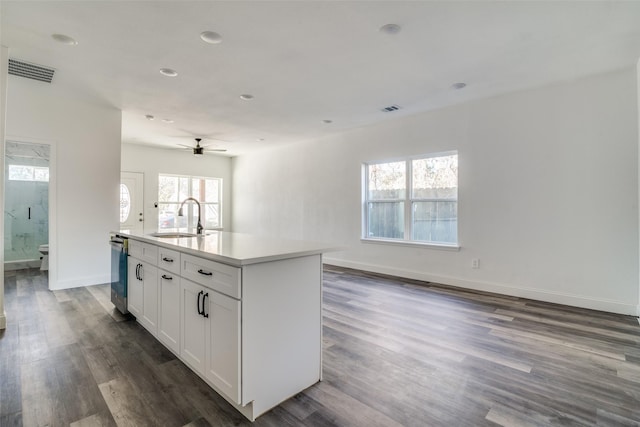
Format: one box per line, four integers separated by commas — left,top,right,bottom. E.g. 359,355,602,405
4,141,50,273
120,171,144,233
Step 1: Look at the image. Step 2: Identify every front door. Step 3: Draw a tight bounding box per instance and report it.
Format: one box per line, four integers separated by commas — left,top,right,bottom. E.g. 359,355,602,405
120,171,144,233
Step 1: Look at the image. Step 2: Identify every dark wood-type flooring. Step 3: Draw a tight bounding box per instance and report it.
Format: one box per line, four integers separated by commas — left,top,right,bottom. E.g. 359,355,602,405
1,266,640,426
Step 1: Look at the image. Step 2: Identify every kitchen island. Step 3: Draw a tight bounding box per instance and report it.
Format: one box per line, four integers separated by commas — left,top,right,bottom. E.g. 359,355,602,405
115,230,336,421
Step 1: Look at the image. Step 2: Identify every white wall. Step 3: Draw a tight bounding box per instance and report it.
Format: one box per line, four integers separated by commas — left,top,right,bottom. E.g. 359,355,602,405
233,67,640,316
637,58,640,318
121,144,232,232
5,75,121,290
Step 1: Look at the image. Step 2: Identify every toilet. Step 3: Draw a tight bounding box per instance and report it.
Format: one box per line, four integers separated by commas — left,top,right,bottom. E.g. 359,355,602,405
39,244,49,271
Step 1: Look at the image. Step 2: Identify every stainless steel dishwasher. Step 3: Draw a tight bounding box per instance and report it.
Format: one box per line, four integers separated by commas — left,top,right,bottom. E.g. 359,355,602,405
109,234,129,314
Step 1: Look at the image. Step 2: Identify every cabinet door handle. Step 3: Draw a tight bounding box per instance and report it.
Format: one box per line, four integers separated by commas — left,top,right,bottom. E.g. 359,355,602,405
197,269,213,276
203,293,209,318
197,290,204,315
161,274,172,280
135,263,140,280
162,257,173,263
138,264,143,281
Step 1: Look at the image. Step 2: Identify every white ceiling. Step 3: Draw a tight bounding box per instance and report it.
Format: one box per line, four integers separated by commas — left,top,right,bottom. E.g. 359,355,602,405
2,1,640,156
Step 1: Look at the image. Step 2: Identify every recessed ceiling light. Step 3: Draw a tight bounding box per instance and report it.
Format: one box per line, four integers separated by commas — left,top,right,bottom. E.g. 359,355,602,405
322,119,333,124
451,82,467,90
200,31,223,44
51,33,78,45
145,114,155,121
159,68,178,77
240,94,254,100
162,119,174,123
379,24,401,35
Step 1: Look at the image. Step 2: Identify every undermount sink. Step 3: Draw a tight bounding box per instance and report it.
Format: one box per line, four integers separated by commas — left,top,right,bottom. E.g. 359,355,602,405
150,232,198,238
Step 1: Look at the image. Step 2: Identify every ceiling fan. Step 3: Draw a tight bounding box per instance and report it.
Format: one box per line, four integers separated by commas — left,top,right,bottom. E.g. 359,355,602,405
178,138,227,155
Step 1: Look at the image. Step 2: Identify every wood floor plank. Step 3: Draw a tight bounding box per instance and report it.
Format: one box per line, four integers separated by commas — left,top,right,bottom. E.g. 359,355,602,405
0,411,22,427
595,408,640,427
41,308,76,349
17,318,50,364
303,381,405,427
155,359,248,426
81,344,126,385
486,404,553,427
20,357,58,427
181,417,213,427
99,377,158,427
0,328,22,417
69,411,117,427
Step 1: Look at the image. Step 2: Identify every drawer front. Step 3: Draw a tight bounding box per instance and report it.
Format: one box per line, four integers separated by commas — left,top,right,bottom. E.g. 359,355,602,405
158,247,181,274
129,240,158,264
181,254,241,299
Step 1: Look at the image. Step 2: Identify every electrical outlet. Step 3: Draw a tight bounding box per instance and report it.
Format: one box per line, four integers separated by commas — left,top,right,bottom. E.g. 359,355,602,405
471,258,480,269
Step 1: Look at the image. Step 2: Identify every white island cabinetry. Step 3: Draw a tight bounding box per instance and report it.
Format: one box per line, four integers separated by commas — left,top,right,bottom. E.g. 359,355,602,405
127,240,158,335
119,231,331,421
180,278,208,375
157,246,181,354
180,253,242,404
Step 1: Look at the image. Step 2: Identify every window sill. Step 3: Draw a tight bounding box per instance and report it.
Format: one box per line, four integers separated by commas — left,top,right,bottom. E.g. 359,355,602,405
360,238,460,251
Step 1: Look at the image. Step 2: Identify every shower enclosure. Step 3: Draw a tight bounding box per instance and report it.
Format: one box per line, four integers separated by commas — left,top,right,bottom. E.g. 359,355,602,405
4,141,50,270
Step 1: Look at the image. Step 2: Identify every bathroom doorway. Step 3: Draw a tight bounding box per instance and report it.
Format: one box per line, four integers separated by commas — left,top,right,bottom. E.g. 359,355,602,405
4,140,50,274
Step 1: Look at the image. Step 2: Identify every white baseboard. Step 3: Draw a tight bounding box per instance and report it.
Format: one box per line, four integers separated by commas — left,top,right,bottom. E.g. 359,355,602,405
50,274,111,291
324,257,639,317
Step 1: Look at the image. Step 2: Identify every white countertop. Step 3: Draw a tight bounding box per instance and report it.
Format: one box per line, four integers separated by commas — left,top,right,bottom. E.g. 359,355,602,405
116,229,339,267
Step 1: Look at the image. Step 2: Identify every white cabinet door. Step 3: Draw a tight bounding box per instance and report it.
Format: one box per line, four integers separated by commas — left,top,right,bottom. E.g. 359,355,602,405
139,261,158,335
127,257,143,317
158,270,180,354
181,279,207,375
206,290,241,405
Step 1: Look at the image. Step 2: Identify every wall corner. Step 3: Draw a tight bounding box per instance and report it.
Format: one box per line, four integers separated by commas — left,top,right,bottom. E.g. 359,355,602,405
0,45,9,329
637,57,640,320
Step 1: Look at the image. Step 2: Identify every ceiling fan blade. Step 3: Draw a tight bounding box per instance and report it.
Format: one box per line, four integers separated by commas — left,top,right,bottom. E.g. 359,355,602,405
204,148,227,152
177,144,192,148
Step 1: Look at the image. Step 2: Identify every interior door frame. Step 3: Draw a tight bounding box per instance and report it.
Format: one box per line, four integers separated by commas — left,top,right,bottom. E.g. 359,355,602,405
4,135,57,290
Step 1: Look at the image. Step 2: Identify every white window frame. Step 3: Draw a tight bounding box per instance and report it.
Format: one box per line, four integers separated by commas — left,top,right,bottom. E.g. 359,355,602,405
362,151,459,250
158,173,223,231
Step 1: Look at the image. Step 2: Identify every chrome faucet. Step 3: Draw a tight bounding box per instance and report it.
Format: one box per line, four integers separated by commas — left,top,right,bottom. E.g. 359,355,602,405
178,197,204,235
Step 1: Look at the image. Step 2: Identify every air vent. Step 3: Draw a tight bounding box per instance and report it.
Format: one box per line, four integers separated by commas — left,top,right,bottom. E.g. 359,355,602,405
381,104,401,113
8,59,55,83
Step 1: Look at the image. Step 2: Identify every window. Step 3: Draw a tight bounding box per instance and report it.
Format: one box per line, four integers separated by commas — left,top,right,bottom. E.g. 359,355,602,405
158,174,222,230
119,184,131,223
8,164,49,182
363,152,458,246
